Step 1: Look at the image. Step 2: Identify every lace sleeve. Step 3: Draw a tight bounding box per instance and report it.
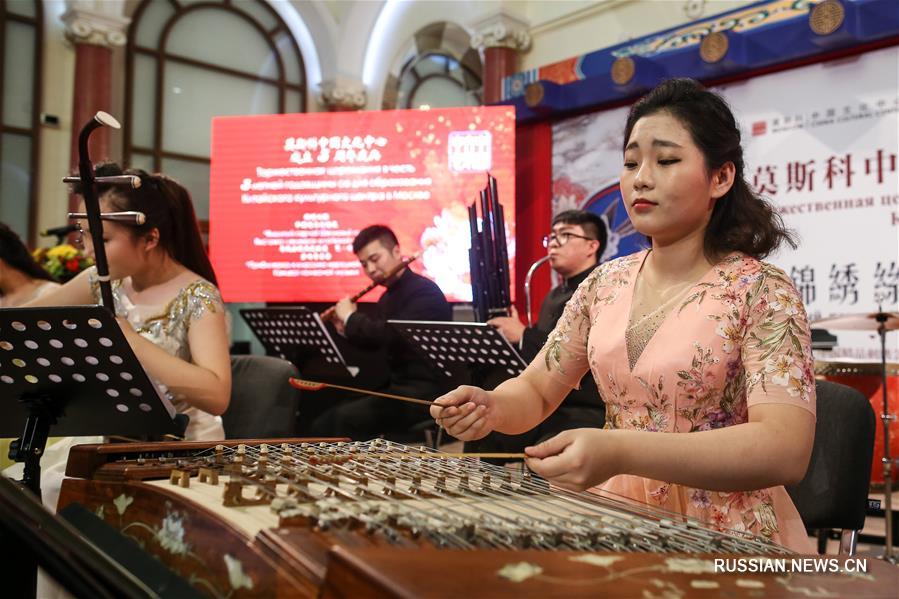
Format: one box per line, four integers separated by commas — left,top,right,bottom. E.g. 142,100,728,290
529,267,602,389
741,263,816,416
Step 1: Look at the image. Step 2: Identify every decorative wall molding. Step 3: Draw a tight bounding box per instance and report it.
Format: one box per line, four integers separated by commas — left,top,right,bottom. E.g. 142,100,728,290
528,0,629,36
61,3,130,47
471,12,531,52
318,77,367,111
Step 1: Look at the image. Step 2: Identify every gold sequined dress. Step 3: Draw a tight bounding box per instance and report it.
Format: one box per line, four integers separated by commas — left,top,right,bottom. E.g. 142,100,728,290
90,268,226,440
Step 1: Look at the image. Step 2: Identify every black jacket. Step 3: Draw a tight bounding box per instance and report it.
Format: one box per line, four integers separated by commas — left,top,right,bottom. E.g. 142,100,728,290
344,268,451,387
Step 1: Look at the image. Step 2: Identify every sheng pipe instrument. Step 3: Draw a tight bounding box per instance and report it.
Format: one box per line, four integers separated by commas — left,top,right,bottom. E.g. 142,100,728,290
469,173,512,322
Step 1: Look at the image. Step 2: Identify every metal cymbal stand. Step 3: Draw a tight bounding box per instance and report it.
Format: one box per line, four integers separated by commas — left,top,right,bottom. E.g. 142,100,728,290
876,312,896,563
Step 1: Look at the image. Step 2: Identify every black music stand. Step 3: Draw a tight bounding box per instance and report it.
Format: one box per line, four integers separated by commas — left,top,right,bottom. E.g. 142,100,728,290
0,306,178,500
388,320,527,384
240,307,356,377
810,328,838,351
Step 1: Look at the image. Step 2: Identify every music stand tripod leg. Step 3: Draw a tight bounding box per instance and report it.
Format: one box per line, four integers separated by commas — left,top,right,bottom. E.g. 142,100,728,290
7,396,58,598
9,397,57,501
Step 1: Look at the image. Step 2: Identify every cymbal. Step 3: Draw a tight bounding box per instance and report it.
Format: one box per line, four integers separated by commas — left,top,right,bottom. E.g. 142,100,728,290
811,312,899,331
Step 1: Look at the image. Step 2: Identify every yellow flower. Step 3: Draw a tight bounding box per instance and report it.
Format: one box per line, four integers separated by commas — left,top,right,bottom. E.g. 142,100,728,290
46,244,79,259
36,243,92,282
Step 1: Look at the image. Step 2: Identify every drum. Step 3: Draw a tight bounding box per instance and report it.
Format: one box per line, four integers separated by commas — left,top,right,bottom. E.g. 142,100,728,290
815,361,899,488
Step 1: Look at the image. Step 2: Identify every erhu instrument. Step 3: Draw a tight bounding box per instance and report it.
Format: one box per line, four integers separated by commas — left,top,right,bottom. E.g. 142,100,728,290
320,253,420,321
63,112,144,314
67,211,146,225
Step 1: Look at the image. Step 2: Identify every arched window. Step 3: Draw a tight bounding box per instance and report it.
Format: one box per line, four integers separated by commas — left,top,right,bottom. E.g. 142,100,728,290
397,52,481,109
124,0,305,225
383,22,482,110
0,0,42,242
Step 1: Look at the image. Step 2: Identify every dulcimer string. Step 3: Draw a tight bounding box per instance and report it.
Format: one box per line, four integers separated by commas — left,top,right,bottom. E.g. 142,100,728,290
191,440,787,554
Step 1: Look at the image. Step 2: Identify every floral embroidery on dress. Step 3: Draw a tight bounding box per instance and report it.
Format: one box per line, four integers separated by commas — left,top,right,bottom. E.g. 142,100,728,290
690,488,712,509
676,344,725,432
543,267,599,375
743,263,815,404
544,325,574,375
543,254,641,376
717,490,779,539
633,375,670,431
602,373,634,430
592,254,639,306
713,316,742,354
678,282,716,315
537,250,815,550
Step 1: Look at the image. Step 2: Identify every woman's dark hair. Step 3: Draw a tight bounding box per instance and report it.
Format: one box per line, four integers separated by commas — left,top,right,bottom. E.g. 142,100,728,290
622,78,796,259
0,222,54,282
72,163,218,285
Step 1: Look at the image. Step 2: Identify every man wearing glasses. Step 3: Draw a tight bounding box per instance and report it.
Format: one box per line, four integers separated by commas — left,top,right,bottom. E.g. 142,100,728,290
476,209,607,455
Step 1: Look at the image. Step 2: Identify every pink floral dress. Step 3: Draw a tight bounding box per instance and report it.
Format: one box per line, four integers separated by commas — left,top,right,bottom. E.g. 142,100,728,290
537,250,817,552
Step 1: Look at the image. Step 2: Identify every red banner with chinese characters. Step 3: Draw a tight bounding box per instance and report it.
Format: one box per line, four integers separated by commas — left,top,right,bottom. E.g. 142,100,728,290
209,106,516,303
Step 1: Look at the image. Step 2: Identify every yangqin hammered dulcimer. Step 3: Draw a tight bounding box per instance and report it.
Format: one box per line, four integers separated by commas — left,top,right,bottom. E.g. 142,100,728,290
56,439,899,598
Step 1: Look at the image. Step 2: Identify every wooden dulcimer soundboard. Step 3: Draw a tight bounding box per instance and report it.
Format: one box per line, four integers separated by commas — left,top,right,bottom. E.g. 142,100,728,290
58,439,899,598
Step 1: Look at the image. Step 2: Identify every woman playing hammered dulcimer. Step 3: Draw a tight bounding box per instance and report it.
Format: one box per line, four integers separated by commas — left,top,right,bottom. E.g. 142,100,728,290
432,78,817,553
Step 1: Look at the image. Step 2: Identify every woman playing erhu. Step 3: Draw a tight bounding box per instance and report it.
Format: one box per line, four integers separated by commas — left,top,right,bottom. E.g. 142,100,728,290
27,162,231,441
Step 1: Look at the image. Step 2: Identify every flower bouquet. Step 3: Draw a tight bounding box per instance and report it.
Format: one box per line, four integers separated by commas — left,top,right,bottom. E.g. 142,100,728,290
33,244,94,282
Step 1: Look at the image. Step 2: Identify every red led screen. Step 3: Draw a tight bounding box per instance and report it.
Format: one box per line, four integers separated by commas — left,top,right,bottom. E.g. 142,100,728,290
209,106,515,303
